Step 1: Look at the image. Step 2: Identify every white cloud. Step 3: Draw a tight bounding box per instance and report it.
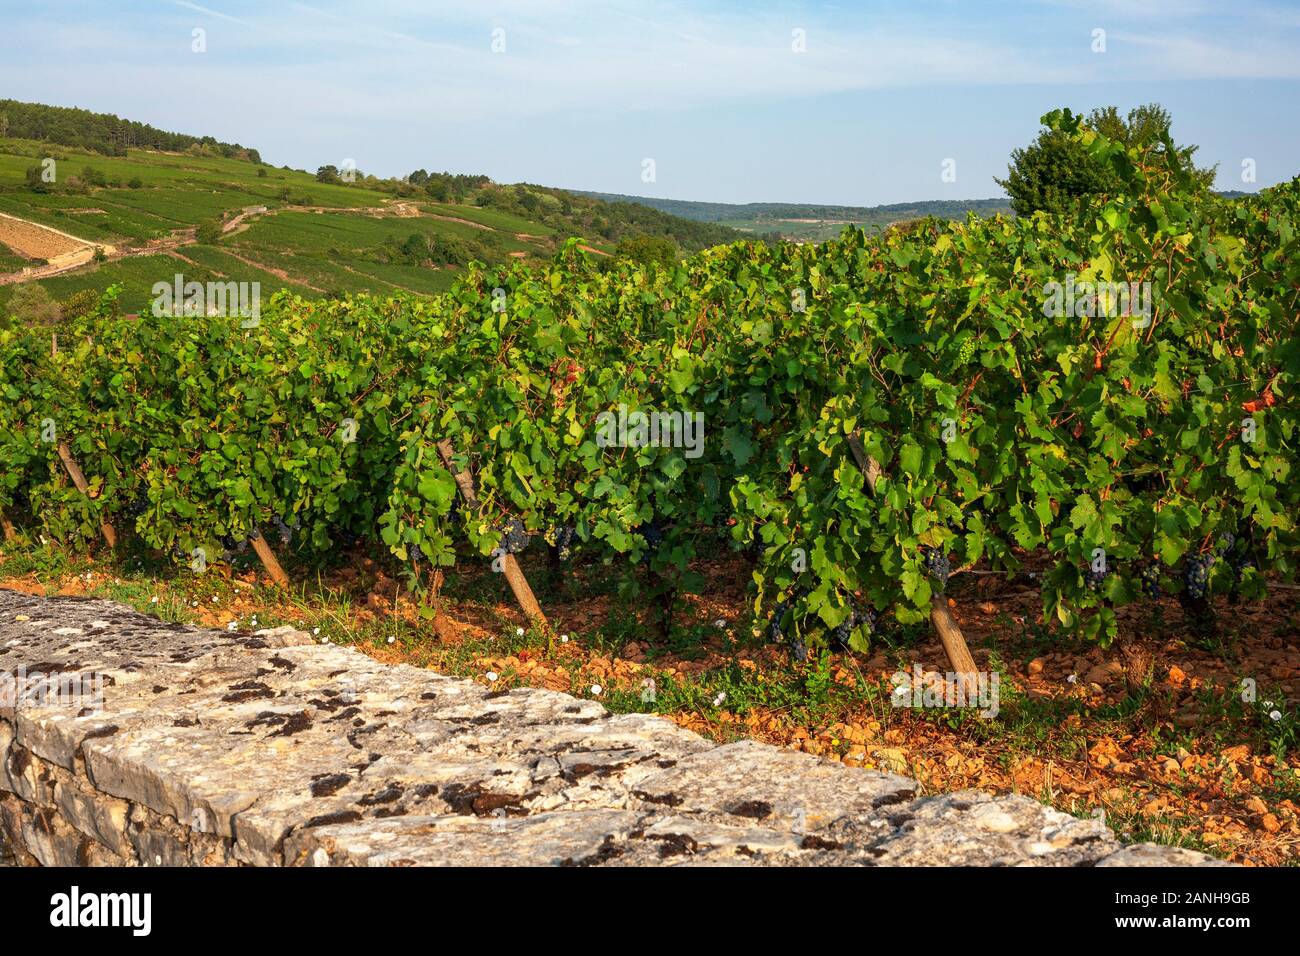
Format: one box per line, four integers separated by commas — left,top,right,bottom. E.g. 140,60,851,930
1114,31,1300,79
4,0,1296,129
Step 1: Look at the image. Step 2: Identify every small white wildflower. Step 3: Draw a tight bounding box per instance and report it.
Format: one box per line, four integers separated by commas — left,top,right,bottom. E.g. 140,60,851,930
312,627,320,635
1270,710,1282,721
386,635,395,645
486,671,498,682
713,692,726,707
560,634,569,643
150,596,158,604
211,596,218,603
590,684,602,696
713,618,726,629
1263,699,1275,708
225,622,236,632
516,627,525,637
1067,674,1078,684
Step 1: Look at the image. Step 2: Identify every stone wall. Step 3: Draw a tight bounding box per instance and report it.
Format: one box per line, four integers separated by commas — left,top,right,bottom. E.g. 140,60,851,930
0,589,1224,867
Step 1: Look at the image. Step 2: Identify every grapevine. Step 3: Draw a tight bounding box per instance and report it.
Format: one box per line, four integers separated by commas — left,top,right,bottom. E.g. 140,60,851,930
1,113,1297,657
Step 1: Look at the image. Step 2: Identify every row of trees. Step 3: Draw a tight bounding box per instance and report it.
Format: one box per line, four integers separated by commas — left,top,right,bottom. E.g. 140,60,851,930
23,164,143,194
0,99,260,161
311,161,743,254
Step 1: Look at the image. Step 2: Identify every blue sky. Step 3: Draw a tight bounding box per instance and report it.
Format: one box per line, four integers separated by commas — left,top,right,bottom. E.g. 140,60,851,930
2,0,1298,204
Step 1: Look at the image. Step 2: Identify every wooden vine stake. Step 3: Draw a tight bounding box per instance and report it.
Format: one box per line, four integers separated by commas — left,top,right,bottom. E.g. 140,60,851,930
436,439,548,631
47,337,114,551
55,442,117,550
248,530,291,589
846,432,979,694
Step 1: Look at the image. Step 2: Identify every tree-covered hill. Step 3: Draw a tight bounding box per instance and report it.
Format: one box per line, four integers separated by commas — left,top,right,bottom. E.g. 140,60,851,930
0,98,261,161
570,190,1012,240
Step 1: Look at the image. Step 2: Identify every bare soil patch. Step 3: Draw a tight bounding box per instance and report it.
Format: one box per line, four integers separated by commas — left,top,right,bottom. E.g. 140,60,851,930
0,213,90,259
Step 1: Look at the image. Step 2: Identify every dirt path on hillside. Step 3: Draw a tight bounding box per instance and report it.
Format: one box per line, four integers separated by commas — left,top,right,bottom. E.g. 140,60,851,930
220,248,326,292
427,213,492,231
334,262,425,295
220,205,268,236
164,249,209,271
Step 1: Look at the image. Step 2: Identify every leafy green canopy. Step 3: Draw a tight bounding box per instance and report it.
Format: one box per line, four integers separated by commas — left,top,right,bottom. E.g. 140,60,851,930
998,104,1217,217
1,111,1296,651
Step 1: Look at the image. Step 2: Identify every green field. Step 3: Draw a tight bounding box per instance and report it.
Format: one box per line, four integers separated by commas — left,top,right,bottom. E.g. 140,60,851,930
0,244,28,271
172,245,318,298
0,116,759,316
422,202,559,236
0,137,578,310
0,254,218,313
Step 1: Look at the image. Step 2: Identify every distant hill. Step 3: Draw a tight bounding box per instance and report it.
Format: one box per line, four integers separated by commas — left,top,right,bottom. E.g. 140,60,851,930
408,178,744,254
571,191,1013,241
0,106,749,313
0,98,261,162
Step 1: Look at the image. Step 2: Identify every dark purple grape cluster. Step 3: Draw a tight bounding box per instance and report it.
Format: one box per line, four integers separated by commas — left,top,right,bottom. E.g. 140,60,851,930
830,616,854,649
1215,531,1257,586
497,517,529,554
125,495,149,519
767,587,807,643
220,533,255,567
790,638,809,663
271,514,298,546
921,546,950,586
1229,552,1256,583
642,519,663,549
1084,562,1109,591
768,596,791,642
639,519,673,565
1183,552,1215,600
830,603,879,650
548,525,576,562
1139,562,1162,599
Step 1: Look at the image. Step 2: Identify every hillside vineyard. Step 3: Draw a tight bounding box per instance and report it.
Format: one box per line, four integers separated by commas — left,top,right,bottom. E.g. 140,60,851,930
2,116,1296,653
